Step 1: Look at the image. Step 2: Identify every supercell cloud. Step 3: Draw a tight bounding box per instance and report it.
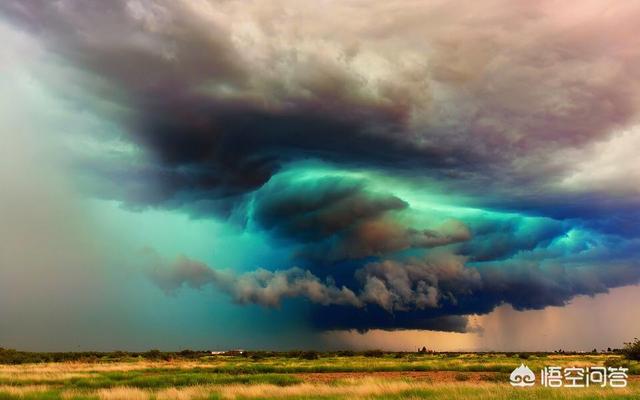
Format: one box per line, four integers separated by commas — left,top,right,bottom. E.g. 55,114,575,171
2,0,640,334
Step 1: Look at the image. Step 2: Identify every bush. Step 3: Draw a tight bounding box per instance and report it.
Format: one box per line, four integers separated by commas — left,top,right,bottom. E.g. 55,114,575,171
454,373,470,381
518,353,530,360
622,338,640,360
143,349,162,359
363,350,384,357
604,357,631,368
300,351,319,360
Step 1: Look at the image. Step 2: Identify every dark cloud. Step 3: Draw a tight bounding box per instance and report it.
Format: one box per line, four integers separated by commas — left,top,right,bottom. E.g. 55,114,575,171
0,0,475,212
143,252,479,332
459,217,568,262
313,310,473,333
251,176,471,261
252,176,407,242
482,194,640,240
145,232,640,332
327,218,471,261
9,0,640,213
363,256,640,314
147,253,362,308
357,254,481,312
4,0,640,334
312,251,640,332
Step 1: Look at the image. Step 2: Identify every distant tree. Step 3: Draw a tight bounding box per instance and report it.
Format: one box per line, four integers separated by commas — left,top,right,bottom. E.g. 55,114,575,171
607,347,612,353
622,338,640,360
419,346,427,353
143,349,162,360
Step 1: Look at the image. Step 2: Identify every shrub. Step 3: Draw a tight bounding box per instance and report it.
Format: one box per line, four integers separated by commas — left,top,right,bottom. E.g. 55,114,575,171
454,373,470,381
363,349,384,357
622,338,640,360
300,351,319,360
604,357,631,368
143,349,162,360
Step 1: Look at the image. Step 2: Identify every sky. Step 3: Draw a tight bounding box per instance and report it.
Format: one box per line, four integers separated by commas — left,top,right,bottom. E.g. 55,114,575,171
1,0,639,351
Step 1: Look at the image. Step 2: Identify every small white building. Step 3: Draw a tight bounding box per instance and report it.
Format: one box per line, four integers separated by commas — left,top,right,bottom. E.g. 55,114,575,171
210,349,245,355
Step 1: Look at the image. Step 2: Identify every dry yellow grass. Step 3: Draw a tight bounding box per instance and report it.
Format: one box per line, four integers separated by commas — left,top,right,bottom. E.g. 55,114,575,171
58,380,442,399
0,385,50,395
0,371,98,381
155,386,213,400
1,357,637,399
0,360,210,374
218,380,636,399
85,381,637,400
96,387,150,400
217,379,415,398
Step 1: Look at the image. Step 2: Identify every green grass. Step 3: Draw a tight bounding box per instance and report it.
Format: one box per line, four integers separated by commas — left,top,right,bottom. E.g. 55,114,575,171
374,387,640,400
0,371,300,389
0,392,66,400
141,354,638,375
0,354,638,399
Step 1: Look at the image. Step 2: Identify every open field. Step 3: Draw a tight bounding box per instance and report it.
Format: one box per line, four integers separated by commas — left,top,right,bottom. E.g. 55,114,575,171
0,354,638,399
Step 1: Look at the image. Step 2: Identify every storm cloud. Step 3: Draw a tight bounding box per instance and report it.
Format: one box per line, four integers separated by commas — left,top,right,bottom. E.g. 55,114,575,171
147,253,362,308
4,0,640,209
2,0,640,334
145,225,640,332
251,175,471,261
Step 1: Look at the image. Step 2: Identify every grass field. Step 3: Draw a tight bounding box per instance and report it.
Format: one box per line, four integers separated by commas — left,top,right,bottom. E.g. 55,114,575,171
0,353,638,399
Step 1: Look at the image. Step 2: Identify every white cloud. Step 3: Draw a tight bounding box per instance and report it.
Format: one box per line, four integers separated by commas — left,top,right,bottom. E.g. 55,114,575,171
560,127,640,194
